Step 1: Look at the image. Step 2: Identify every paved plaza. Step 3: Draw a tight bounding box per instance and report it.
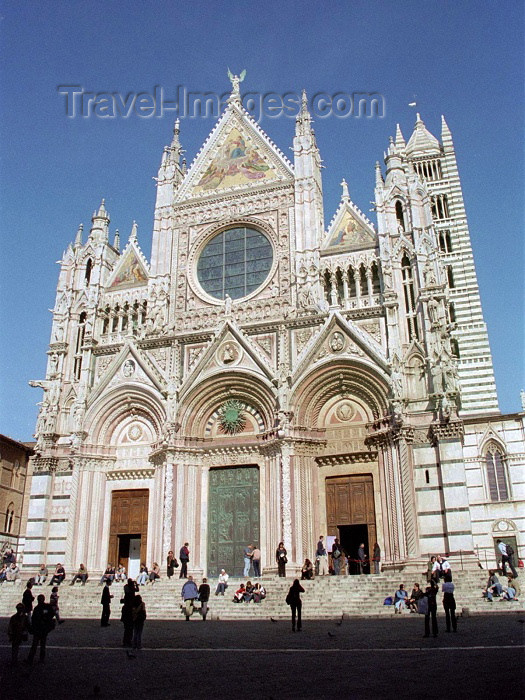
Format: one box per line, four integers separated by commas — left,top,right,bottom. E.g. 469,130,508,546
0,613,523,699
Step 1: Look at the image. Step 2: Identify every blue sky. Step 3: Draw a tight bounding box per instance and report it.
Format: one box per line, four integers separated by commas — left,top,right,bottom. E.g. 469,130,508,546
0,1,523,441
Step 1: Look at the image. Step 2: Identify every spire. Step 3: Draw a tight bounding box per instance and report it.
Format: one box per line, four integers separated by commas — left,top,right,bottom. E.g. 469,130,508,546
340,178,350,202
164,119,182,166
74,223,83,248
375,161,384,185
295,89,314,137
129,220,138,243
441,114,451,137
395,123,406,149
89,199,110,242
113,228,120,252
406,113,441,156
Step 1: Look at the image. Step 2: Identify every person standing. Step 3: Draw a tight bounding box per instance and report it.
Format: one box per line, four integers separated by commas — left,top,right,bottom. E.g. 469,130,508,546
423,580,439,638
357,543,366,574
198,577,210,621
167,550,177,579
131,595,146,651
8,603,30,665
442,573,457,632
181,576,199,620
497,539,518,578
50,586,64,624
286,579,305,632
276,542,287,577
243,543,254,577
26,594,56,664
100,579,113,627
252,545,262,578
179,543,190,579
331,538,343,575
316,536,328,576
373,542,381,575
22,580,35,627
121,578,138,647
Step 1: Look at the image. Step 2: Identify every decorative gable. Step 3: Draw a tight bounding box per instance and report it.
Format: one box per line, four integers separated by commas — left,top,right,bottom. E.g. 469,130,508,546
176,103,293,202
323,202,376,254
106,244,149,290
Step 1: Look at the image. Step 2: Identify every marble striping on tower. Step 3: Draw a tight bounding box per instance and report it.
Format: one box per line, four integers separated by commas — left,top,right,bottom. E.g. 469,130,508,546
23,80,523,577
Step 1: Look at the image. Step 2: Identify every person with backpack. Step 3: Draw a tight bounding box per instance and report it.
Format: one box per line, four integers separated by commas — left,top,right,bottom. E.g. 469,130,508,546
497,539,518,578
26,594,56,664
331,538,343,575
422,580,439,638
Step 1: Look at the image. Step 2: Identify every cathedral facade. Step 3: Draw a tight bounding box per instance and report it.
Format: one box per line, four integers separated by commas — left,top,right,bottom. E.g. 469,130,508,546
24,81,524,577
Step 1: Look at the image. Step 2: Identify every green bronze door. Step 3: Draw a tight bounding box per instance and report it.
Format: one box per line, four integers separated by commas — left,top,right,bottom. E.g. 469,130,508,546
207,466,260,577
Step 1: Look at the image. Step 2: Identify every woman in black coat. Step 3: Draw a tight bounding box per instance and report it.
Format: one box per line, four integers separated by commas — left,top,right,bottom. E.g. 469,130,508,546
167,551,177,579
276,542,287,577
286,579,305,632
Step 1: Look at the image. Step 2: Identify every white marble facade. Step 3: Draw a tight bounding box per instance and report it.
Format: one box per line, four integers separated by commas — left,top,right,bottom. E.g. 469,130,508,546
24,81,524,576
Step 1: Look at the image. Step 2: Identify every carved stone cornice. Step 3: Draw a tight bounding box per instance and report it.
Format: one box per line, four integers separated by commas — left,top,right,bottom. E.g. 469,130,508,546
429,420,465,445
32,457,70,474
106,468,155,481
73,456,116,472
316,451,378,467
365,417,417,448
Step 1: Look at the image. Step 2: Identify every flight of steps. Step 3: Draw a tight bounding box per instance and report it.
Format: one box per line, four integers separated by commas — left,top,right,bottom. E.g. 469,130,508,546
1,571,522,620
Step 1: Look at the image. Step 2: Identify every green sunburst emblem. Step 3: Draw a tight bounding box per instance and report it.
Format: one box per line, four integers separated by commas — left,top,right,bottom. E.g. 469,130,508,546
218,399,246,435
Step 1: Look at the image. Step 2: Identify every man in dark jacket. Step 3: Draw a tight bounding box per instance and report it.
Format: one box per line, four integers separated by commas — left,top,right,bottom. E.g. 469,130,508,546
179,543,190,579
101,579,113,627
26,594,55,664
198,577,211,621
357,543,366,574
121,578,138,647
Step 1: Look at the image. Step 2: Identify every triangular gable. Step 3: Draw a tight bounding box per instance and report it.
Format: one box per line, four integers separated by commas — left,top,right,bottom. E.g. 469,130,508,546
179,320,275,402
323,202,376,253
176,102,293,201
88,342,165,407
292,311,388,384
106,243,149,290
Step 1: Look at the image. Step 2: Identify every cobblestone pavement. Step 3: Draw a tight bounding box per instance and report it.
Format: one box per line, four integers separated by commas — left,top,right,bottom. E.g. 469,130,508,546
0,613,523,699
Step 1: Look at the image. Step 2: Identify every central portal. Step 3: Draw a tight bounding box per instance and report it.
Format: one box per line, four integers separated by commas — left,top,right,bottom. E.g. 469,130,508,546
207,466,260,577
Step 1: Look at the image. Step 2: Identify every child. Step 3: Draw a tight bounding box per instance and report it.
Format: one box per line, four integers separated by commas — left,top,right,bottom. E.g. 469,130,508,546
7,603,29,665
50,586,64,624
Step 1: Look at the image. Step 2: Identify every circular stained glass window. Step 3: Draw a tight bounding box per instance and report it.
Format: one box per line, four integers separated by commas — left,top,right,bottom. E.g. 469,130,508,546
197,226,273,301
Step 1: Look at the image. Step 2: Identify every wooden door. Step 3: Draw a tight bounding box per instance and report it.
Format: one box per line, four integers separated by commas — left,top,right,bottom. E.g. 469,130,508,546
207,466,259,577
108,489,149,568
326,474,376,553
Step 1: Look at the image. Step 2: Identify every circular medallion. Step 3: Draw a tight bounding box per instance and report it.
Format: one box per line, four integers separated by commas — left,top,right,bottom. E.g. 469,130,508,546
497,520,509,532
336,401,354,422
122,359,136,377
217,399,246,435
217,342,240,366
128,424,143,442
330,331,345,353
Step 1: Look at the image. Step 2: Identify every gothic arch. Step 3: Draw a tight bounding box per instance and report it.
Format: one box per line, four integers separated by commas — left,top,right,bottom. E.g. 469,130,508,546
179,370,275,438
84,384,165,445
291,359,389,427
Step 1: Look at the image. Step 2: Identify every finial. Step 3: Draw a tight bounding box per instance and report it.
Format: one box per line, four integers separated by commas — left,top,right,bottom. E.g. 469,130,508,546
227,68,246,101
375,161,384,185
114,228,120,252
340,178,350,201
395,123,406,148
74,223,83,247
129,220,138,243
521,389,525,411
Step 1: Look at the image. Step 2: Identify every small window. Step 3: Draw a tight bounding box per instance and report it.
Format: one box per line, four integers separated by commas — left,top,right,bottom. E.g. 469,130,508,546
395,201,405,230
485,445,509,501
447,266,455,288
85,258,93,285
425,469,430,484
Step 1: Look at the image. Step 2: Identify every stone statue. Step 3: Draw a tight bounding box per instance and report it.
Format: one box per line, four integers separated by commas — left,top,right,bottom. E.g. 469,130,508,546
53,323,64,343
49,353,59,376
427,296,439,325
227,68,246,98
224,294,233,316
122,359,136,377
424,260,437,286
391,361,403,400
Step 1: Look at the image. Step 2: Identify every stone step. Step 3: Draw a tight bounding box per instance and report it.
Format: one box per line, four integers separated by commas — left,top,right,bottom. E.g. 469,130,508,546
2,570,522,619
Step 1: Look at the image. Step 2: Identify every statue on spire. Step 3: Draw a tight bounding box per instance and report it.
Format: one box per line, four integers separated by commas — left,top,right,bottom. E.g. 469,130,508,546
227,68,246,100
